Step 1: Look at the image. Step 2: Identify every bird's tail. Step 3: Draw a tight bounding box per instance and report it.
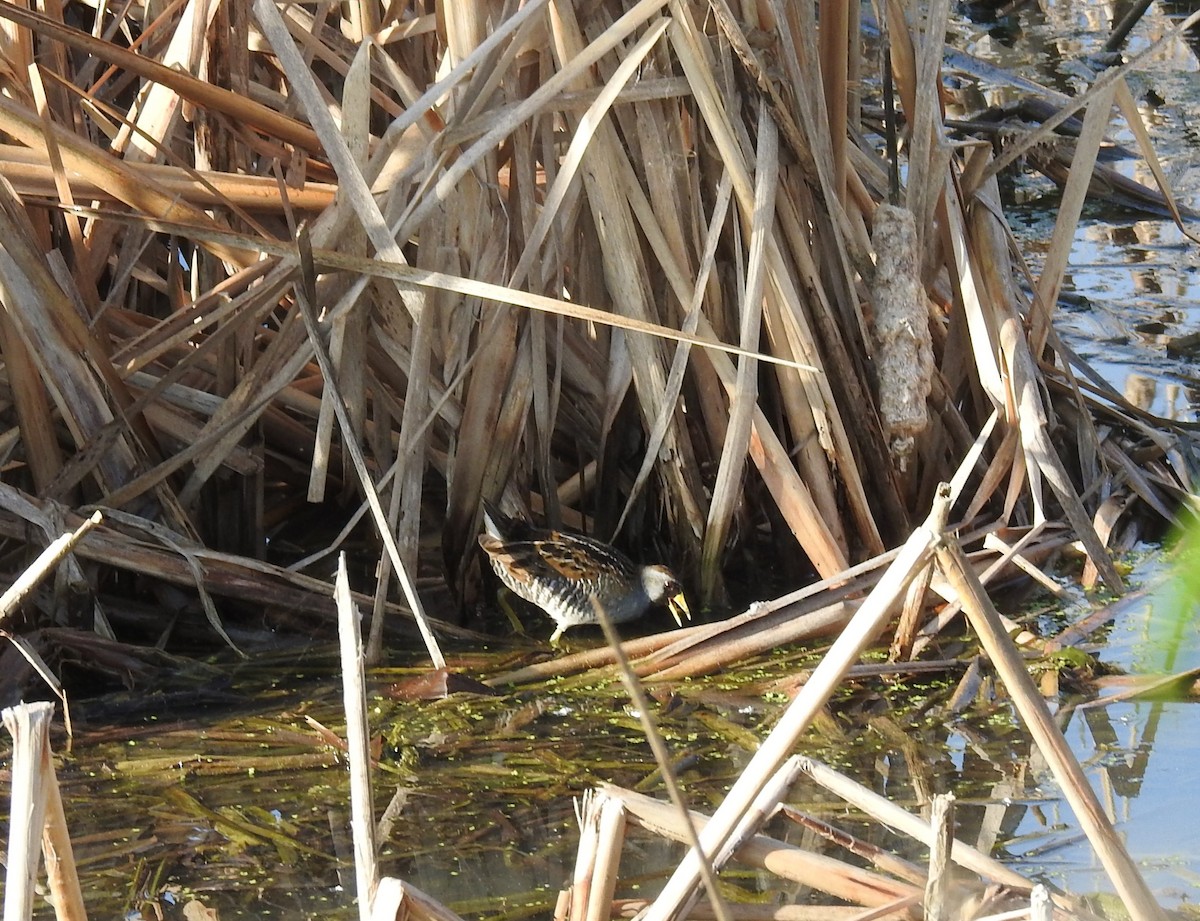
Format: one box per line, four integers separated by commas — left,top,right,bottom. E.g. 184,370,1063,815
481,498,507,539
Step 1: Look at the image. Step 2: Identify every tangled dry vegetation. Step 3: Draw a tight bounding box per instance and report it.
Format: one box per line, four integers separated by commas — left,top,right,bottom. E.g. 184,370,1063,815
0,0,1194,678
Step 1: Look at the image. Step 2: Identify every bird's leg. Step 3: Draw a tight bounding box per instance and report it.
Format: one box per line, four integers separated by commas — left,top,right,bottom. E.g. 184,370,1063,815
549,623,567,646
496,587,526,636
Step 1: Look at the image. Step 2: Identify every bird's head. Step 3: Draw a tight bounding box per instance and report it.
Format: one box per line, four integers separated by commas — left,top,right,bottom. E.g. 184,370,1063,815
640,565,691,627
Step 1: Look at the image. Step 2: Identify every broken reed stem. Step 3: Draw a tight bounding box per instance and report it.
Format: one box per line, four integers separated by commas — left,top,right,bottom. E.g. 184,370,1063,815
642,487,949,921
3,703,49,921
335,554,378,920
0,510,102,624
566,790,628,921
923,793,955,921
797,757,1033,891
1031,885,1053,921
564,791,602,921
585,808,626,917
933,533,1166,921
609,779,921,907
779,806,927,887
0,512,100,735
370,878,471,921
2,701,85,921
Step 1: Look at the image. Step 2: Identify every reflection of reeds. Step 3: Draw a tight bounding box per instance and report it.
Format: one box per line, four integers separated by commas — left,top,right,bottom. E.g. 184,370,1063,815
0,0,1188,650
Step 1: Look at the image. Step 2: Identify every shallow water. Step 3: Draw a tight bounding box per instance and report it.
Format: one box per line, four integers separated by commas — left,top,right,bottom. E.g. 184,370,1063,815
965,3,1200,423
954,2,1200,899
6,574,1196,921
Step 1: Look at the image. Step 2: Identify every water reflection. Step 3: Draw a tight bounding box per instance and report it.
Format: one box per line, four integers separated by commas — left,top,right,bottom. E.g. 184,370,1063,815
947,0,1200,420
1125,373,1157,410
1160,1,1200,63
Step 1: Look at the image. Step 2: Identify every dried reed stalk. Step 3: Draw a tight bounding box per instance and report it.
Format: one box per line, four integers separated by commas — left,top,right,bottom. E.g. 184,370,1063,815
923,794,955,921
642,490,948,921
797,757,1035,893
335,555,379,921
3,701,86,921
608,781,922,908
935,533,1165,921
0,0,1189,680
565,790,628,921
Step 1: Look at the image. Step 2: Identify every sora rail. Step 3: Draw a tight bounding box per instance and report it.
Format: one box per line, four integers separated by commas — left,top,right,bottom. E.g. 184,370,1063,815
478,500,690,645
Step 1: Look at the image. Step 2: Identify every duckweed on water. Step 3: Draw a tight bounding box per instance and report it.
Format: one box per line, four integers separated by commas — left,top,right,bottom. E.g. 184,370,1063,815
2,606,1172,919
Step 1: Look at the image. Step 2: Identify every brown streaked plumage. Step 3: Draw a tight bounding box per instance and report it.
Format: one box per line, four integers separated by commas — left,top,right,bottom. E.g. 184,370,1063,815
478,500,690,645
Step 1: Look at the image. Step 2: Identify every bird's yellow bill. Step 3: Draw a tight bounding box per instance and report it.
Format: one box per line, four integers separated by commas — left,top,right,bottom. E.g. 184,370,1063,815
668,592,690,627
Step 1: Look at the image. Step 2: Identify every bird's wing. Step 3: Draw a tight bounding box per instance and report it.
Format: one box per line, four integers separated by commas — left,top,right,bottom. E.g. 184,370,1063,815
532,538,596,582
480,534,589,587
